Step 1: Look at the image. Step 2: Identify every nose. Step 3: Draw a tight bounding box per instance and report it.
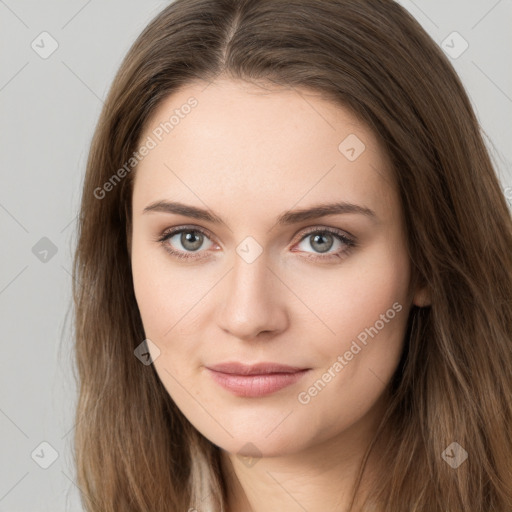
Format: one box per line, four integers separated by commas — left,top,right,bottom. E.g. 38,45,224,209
216,253,289,341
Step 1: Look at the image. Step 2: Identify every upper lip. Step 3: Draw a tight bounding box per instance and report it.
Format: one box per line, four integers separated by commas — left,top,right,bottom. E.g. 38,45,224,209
206,362,308,375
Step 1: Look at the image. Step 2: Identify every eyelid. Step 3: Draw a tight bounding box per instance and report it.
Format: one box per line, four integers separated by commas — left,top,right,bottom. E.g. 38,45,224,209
156,224,214,242
294,225,356,243
155,224,217,255
157,224,355,243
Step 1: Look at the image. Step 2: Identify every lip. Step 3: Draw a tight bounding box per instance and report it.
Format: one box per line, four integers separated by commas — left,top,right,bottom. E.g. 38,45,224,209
205,362,310,397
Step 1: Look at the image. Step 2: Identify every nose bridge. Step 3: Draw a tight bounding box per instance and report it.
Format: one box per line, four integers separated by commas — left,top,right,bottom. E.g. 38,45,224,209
230,251,269,302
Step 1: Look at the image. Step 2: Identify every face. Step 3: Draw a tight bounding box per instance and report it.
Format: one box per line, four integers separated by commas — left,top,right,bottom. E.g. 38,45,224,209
130,79,417,458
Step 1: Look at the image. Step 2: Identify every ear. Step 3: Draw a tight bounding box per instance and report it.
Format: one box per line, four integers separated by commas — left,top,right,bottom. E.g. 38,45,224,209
412,284,431,307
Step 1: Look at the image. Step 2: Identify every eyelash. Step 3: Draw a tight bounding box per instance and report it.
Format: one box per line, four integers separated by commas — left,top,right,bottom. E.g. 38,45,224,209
155,225,356,262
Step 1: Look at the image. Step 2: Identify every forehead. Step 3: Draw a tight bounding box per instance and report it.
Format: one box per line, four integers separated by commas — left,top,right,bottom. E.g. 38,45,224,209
132,79,397,224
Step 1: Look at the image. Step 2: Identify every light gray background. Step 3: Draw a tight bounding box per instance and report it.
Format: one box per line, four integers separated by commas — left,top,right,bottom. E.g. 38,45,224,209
1,1,511,510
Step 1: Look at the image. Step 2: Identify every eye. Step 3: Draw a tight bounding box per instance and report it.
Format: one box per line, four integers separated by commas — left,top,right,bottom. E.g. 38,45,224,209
157,226,215,260
293,227,355,261
156,225,356,262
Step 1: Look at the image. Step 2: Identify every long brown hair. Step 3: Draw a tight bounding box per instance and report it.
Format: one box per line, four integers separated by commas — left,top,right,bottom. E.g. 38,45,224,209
72,0,512,510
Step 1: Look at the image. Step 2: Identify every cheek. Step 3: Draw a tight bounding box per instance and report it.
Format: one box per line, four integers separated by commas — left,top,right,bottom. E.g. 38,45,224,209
298,235,411,357
130,235,214,390
131,252,169,338
131,251,217,436
319,243,409,403
131,233,200,338
295,285,408,444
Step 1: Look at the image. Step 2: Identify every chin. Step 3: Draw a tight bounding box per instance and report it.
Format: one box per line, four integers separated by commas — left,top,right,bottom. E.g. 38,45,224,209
199,422,312,460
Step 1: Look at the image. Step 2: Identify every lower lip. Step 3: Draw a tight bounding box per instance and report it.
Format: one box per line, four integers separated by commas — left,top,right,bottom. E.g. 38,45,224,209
206,368,310,397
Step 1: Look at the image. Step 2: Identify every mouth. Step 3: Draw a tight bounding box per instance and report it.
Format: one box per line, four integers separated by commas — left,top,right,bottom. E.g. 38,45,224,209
205,362,311,397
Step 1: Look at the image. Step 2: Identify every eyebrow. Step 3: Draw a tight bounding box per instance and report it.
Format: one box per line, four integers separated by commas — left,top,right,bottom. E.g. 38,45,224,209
143,200,377,226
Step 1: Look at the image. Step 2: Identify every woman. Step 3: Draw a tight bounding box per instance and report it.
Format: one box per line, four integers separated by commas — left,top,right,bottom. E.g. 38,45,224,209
72,0,512,510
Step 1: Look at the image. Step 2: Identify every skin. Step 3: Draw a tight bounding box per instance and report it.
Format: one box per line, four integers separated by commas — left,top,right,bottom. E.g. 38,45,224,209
130,78,428,512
